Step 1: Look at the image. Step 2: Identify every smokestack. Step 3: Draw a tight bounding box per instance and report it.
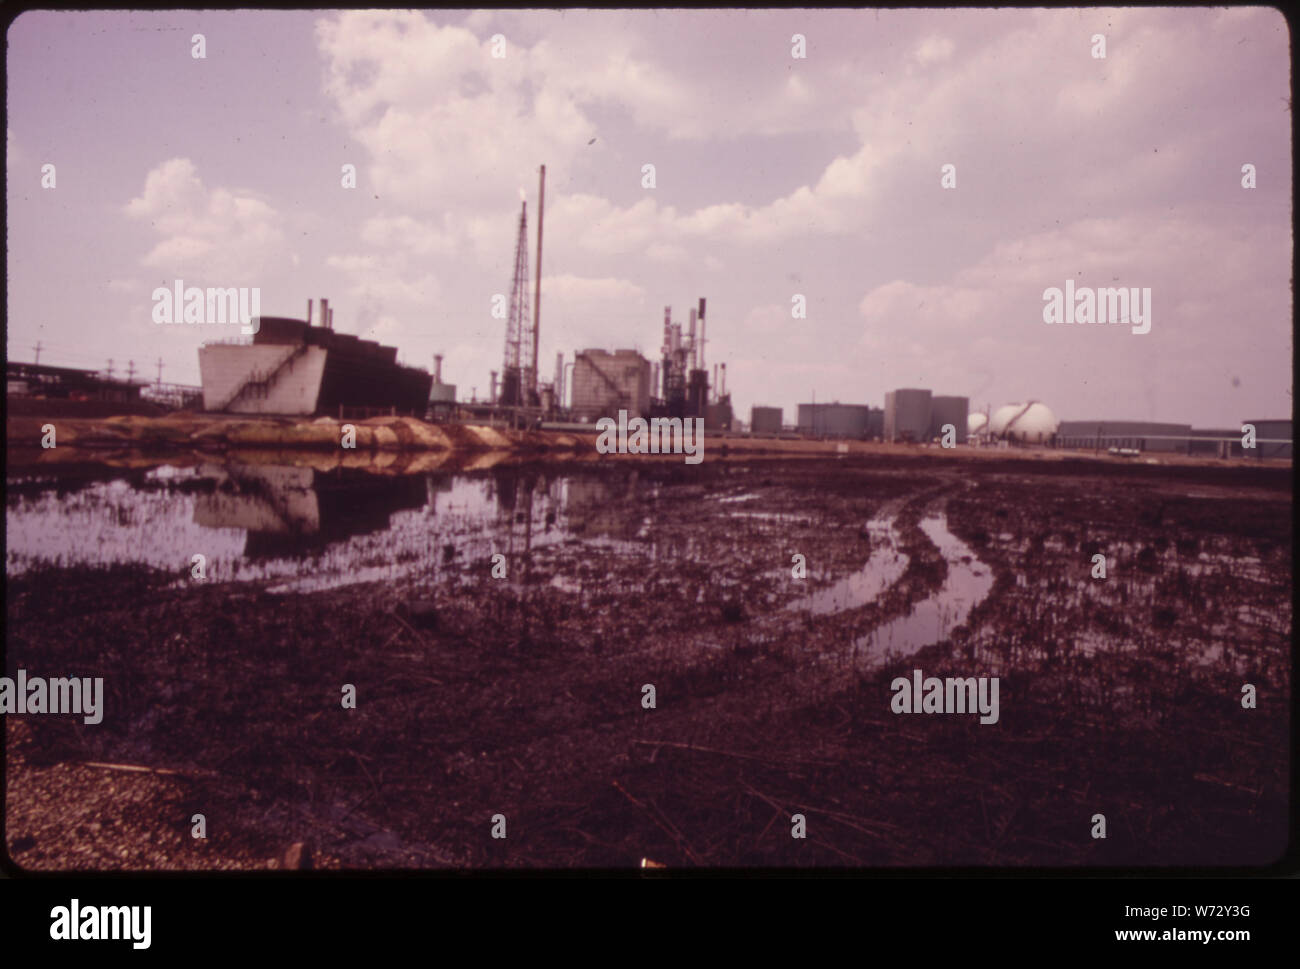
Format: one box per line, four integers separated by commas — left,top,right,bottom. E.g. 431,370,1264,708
328,308,334,330
720,363,727,398
698,298,706,369
688,307,697,370
434,354,443,384
532,164,546,402
662,306,671,355
555,352,564,405
320,298,328,331
490,370,498,404
307,299,313,326
652,361,660,398
713,364,718,403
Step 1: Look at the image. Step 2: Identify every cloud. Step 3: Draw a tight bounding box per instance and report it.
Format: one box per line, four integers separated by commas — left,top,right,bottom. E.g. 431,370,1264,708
124,158,288,283
915,35,954,65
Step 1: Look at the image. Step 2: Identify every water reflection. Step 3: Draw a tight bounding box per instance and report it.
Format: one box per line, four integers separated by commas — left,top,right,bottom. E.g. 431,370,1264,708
6,462,642,591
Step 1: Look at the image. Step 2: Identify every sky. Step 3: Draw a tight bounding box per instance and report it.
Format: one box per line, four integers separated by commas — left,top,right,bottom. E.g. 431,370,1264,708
5,7,1292,427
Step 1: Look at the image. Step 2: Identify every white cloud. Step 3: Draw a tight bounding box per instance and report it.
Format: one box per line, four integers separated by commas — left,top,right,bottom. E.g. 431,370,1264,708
124,158,288,283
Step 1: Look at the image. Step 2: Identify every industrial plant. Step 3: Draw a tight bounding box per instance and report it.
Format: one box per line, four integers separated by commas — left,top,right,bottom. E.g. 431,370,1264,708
6,159,1290,464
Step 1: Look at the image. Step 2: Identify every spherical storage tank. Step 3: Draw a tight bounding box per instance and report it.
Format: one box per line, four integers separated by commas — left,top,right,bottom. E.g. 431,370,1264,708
989,401,1058,443
968,412,988,436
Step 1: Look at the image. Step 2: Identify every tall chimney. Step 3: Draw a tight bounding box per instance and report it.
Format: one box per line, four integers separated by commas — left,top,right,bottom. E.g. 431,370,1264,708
434,354,443,384
698,298,706,369
307,299,313,326
555,352,564,405
490,370,498,404
720,363,726,398
328,307,334,330
320,298,329,332
713,364,718,403
688,307,698,370
532,164,546,402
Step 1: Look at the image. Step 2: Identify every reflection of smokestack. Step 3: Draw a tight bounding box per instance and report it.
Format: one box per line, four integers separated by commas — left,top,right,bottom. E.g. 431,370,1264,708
433,354,443,384
307,299,313,326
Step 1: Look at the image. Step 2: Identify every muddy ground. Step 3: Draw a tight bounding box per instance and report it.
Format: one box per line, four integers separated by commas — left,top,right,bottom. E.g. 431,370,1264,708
4,452,1291,870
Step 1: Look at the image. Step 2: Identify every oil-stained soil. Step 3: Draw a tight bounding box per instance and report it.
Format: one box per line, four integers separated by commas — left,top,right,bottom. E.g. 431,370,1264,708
4,452,1290,869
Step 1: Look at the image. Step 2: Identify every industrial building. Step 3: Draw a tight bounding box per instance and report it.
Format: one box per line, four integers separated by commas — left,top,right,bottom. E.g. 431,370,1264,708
427,354,457,418
750,406,783,435
199,299,432,417
1187,429,1245,459
5,360,201,417
797,403,881,439
928,395,969,444
1243,419,1293,459
705,399,733,432
884,389,931,442
1056,420,1192,454
570,349,651,423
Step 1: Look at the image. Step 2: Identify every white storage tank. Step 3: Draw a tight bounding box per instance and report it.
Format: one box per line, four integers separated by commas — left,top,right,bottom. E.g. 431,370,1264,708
990,401,1058,443
968,412,988,437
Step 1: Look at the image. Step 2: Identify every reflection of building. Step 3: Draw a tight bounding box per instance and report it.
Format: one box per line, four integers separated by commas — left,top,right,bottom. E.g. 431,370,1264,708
194,464,426,557
571,349,651,422
199,301,432,416
562,474,641,538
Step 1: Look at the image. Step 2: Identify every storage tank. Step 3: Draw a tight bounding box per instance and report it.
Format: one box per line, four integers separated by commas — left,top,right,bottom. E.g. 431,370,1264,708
750,406,783,434
884,389,932,442
929,395,969,443
968,412,988,437
990,401,1058,443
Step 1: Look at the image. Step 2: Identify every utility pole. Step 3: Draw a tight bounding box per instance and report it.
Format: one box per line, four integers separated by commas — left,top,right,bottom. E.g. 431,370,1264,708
33,342,42,365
